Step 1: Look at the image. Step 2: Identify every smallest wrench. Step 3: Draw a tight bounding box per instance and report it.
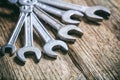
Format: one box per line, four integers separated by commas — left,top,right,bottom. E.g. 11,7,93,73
0,6,29,56
36,2,83,24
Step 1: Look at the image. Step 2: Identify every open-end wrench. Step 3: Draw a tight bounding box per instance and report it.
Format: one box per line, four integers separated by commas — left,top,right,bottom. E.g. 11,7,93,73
32,13,68,58
35,2,83,24
34,7,83,43
39,0,111,22
17,12,41,63
0,6,29,56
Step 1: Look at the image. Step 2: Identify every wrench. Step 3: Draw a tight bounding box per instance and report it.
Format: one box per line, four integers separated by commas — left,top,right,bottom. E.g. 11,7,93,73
34,7,83,43
0,6,29,56
17,12,41,63
39,0,111,22
32,13,68,58
36,2,83,24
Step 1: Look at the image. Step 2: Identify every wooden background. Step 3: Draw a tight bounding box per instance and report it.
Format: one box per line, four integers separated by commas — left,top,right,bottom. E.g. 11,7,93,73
0,0,120,80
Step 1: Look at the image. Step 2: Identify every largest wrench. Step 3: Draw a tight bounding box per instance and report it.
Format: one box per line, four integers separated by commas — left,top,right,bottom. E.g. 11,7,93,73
39,0,111,22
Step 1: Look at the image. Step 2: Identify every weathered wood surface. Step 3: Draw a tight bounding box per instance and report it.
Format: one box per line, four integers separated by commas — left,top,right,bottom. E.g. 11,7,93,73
0,0,120,80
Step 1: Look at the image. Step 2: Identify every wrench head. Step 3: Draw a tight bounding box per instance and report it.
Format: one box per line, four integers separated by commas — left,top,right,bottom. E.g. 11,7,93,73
17,47,41,63
0,44,16,56
85,6,111,22
43,40,68,58
58,25,83,43
62,10,83,24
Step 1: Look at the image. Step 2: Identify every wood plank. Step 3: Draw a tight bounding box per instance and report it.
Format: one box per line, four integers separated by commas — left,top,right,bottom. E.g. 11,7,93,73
68,0,120,79
0,0,120,80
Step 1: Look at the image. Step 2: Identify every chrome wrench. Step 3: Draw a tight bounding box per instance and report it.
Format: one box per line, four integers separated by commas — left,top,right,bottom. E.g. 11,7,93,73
39,0,111,22
0,6,29,56
35,2,83,24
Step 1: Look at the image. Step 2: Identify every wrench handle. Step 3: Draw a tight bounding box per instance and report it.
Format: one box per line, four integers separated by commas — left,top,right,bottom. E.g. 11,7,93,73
32,13,54,43
34,7,64,30
36,2,64,17
8,12,27,45
24,13,34,47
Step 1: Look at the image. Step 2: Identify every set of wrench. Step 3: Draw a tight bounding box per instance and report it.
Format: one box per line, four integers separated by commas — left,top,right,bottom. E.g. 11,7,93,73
0,0,111,63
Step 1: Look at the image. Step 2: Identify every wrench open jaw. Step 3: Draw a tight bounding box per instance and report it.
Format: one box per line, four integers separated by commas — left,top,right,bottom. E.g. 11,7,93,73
0,44,16,56
58,25,83,43
43,40,68,58
17,47,41,63
62,10,83,24
85,6,111,22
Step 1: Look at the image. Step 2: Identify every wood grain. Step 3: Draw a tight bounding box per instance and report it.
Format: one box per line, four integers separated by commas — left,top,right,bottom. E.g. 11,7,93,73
0,0,120,80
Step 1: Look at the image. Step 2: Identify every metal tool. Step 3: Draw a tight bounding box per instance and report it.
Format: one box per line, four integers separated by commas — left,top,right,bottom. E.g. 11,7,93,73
0,6,29,56
39,0,111,22
32,13,68,58
35,2,83,24
0,0,111,63
34,7,83,43
17,12,41,63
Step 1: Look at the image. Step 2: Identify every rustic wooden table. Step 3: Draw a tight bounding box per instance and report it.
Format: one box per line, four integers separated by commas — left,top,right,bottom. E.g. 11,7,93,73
0,0,120,80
